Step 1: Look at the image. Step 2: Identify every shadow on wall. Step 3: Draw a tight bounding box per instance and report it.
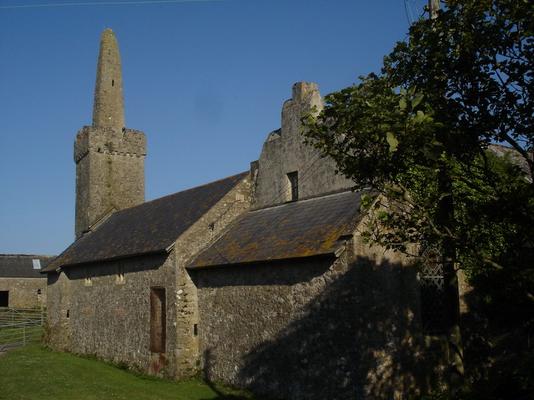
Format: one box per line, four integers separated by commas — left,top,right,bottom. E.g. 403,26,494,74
202,256,449,400
202,349,254,400
459,260,534,399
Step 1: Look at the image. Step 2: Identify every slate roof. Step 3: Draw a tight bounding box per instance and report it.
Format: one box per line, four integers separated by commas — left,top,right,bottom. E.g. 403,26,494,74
43,172,248,272
189,190,364,269
0,255,54,278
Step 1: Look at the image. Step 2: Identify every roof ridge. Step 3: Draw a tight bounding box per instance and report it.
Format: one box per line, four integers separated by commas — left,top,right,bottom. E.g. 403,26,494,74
249,189,358,214
43,170,250,271
113,171,249,215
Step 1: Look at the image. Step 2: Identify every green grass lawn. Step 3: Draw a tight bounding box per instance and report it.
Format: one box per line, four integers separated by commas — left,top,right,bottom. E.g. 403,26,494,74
0,345,256,400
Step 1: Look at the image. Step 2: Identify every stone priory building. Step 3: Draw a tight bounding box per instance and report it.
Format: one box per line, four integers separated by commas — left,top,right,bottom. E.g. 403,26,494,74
44,29,455,399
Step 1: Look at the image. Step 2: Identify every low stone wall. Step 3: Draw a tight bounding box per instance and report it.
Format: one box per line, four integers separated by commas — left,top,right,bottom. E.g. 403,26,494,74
0,277,46,308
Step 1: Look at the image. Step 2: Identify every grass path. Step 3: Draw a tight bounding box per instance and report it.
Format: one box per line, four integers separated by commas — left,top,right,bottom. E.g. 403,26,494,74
0,345,255,400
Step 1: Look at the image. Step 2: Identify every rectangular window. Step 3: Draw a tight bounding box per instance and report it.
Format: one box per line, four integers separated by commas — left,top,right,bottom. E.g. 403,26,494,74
32,259,41,270
0,291,8,307
287,171,299,201
150,287,166,353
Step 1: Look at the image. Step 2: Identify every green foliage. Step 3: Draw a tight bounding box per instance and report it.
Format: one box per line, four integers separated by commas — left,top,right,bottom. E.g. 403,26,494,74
304,0,534,396
305,0,533,283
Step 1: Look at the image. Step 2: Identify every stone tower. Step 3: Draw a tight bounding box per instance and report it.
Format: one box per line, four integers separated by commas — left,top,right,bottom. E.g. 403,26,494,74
74,29,146,239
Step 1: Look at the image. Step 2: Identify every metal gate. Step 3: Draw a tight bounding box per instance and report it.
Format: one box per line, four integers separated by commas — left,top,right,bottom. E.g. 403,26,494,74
0,307,46,351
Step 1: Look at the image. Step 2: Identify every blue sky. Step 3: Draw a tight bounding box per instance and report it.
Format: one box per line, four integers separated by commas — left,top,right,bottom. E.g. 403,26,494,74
0,0,426,255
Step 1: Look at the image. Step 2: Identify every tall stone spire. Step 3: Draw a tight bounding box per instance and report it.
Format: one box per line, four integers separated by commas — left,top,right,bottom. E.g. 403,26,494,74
74,29,146,239
92,28,125,131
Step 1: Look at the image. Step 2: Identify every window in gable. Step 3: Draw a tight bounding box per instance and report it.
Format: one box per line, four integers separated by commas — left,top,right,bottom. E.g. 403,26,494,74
286,171,299,202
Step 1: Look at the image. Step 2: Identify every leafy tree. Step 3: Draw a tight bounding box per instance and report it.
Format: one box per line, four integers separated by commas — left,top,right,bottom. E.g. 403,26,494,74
304,0,533,396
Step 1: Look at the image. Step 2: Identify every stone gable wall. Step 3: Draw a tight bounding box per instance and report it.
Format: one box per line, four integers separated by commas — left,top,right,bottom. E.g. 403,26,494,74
173,175,253,378
253,82,353,209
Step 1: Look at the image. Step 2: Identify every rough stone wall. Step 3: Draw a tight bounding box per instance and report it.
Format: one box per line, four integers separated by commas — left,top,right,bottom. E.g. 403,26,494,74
46,253,178,376
253,82,353,209
46,270,72,350
74,126,146,238
172,175,252,378
0,277,46,308
192,230,447,399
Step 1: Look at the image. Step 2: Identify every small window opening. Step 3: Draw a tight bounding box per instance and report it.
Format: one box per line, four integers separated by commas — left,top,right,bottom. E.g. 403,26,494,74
66,309,70,318
116,265,125,284
112,79,115,87
84,268,93,286
0,291,8,307
287,171,299,201
150,287,166,353
193,324,198,337
37,289,42,295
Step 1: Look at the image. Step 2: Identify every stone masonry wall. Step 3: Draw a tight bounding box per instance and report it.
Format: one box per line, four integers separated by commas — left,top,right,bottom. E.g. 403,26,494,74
46,270,72,351
46,253,178,377
172,175,252,378
0,277,46,308
253,82,353,209
74,126,146,238
192,232,447,399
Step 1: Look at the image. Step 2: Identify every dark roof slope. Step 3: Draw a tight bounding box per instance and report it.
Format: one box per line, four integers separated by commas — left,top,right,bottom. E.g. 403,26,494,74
44,172,248,272
0,255,54,278
189,190,364,269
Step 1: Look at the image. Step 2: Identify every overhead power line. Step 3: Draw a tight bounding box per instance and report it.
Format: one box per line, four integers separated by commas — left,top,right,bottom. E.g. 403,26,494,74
0,0,221,10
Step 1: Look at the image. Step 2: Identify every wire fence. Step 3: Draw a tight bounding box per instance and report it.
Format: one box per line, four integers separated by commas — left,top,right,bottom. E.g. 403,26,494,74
0,307,46,351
